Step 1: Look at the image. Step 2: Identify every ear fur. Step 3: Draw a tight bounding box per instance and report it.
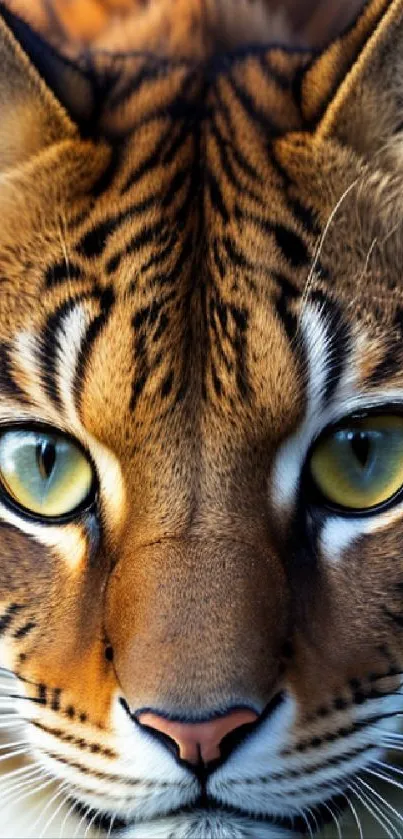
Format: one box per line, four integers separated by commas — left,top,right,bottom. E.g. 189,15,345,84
303,0,403,160
0,3,94,171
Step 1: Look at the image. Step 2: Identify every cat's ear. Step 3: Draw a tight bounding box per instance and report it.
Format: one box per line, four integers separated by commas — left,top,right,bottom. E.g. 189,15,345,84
0,2,94,170
302,0,403,160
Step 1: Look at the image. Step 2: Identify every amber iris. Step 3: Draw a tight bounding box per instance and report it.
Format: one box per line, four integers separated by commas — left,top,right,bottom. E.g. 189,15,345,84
0,429,93,517
310,415,403,511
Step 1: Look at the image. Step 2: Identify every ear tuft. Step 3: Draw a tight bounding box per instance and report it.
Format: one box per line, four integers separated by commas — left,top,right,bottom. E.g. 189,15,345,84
0,2,95,171
303,0,403,163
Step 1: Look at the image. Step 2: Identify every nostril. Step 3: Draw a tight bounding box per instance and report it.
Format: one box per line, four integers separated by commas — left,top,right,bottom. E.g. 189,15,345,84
218,716,260,763
136,707,259,766
105,645,114,662
139,720,181,761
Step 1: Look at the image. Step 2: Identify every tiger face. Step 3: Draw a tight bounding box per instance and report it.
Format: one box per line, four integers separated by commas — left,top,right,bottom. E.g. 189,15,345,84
1,0,403,836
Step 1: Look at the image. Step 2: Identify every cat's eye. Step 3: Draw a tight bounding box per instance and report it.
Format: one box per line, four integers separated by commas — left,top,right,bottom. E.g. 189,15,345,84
0,428,94,519
309,415,403,512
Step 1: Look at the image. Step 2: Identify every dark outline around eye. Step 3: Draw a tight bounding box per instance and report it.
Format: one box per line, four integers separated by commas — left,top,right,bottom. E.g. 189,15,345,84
0,421,98,525
304,407,403,518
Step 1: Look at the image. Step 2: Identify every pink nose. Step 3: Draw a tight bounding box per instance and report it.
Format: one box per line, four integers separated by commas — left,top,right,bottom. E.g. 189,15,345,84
137,708,259,764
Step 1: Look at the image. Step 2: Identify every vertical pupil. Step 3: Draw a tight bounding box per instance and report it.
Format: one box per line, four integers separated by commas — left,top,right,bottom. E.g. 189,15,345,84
36,440,56,480
350,431,370,467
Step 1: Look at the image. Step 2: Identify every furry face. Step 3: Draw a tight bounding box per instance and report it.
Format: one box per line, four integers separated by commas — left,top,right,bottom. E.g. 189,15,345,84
0,1,403,837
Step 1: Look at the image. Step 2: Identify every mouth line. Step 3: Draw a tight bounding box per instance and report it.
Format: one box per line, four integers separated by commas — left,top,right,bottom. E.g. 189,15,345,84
79,790,349,836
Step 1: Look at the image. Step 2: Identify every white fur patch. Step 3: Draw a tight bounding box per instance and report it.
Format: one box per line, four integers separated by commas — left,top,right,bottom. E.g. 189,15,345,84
271,305,403,563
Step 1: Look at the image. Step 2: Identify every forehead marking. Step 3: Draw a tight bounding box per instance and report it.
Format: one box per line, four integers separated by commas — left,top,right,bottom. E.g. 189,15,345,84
271,303,334,513
55,304,91,427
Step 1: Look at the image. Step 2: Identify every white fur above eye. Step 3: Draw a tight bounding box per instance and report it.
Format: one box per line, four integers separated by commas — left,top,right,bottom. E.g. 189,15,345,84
270,304,403,561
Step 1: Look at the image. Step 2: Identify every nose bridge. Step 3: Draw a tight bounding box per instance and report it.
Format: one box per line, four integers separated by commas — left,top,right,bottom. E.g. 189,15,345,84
105,535,289,712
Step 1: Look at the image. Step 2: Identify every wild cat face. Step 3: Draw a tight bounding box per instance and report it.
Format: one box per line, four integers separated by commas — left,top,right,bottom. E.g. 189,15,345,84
0,0,403,836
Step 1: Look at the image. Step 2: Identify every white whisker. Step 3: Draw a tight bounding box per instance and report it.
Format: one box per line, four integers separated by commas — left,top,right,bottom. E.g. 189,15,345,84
345,789,364,839
73,804,93,838
0,746,31,762
36,782,72,839
84,807,101,839
350,780,397,838
306,806,320,835
106,813,116,839
322,799,343,839
59,795,79,838
2,775,56,828
366,767,403,794
376,760,403,779
298,807,314,839
1,767,52,800
0,763,41,783
0,719,23,728
0,739,30,751
358,776,403,828
301,176,360,308
355,236,378,287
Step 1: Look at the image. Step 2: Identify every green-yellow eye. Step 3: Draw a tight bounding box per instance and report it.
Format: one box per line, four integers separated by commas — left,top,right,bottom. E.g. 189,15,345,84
309,415,403,511
0,429,94,518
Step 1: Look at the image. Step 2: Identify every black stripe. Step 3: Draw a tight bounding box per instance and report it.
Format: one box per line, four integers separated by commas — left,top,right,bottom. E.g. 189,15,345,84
211,238,225,279
369,346,402,386
211,87,262,183
38,683,47,705
152,230,194,288
13,620,36,640
272,223,309,268
161,370,174,398
209,119,262,204
384,606,403,630
228,74,281,137
39,299,82,409
38,288,114,411
308,289,350,406
78,217,123,260
259,54,292,92
121,126,174,195
235,206,309,268
30,719,115,757
91,142,124,198
78,195,161,260
106,219,168,275
237,743,372,787
284,711,393,756
44,260,82,289
206,169,229,222
152,312,170,342
161,166,191,209
221,236,258,290
73,287,116,412
287,197,320,237
0,342,29,403
41,748,169,786
162,119,195,166
108,61,169,111
0,603,23,637
129,237,175,287
272,271,300,343
51,688,62,712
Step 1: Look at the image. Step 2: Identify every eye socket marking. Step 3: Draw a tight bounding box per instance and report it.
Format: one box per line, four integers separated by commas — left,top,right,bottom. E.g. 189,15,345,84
0,426,95,521
308,414,403,514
